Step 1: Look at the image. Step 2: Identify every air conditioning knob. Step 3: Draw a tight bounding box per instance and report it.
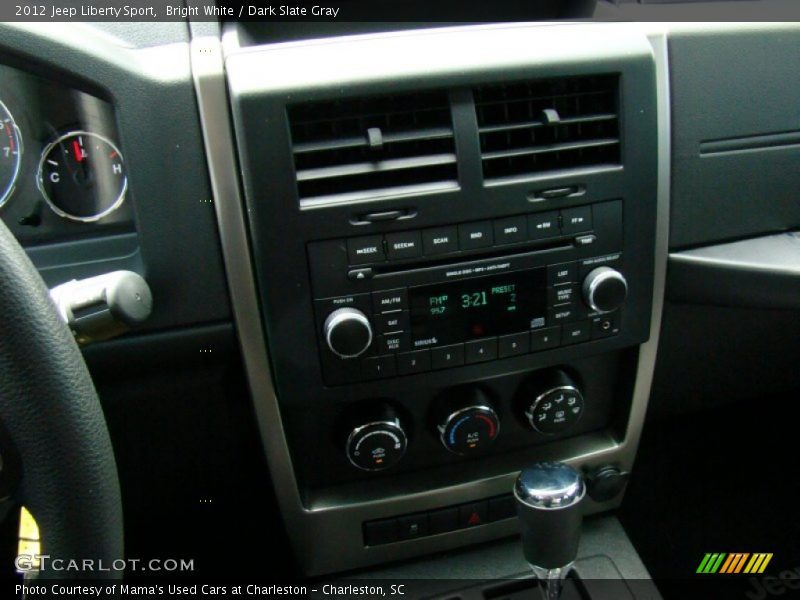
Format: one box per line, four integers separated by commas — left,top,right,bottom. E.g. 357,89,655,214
582,266,627,314
323,307,373,358
436,387,500,455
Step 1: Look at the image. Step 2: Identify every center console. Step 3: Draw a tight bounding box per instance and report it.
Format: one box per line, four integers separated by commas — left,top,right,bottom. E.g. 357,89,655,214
193,22,669,576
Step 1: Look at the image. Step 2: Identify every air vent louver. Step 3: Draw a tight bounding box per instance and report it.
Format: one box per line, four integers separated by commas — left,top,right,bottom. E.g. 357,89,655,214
475,75,620,182
288,92,458,205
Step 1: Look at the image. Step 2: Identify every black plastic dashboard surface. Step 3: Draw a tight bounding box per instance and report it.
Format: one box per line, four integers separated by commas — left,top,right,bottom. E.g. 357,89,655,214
669,26,800,249
0,24,230,331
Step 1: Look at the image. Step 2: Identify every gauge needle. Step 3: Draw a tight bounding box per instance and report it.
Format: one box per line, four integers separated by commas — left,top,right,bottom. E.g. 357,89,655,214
73,139,84,162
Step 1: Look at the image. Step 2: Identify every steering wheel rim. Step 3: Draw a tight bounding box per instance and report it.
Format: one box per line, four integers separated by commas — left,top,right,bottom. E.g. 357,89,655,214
0,219,123,579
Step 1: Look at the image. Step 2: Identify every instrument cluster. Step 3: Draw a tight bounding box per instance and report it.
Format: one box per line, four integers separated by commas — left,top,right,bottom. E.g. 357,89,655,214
0,61,134,244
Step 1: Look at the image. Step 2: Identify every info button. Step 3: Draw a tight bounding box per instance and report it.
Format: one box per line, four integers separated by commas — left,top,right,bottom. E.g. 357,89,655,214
493,216,527,245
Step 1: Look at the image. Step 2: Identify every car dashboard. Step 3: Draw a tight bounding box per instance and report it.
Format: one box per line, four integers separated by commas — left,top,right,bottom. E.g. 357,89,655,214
1,7,799,597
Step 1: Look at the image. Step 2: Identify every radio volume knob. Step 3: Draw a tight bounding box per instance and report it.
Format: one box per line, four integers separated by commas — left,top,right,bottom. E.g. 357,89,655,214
323,307,373,358
582,267,628,314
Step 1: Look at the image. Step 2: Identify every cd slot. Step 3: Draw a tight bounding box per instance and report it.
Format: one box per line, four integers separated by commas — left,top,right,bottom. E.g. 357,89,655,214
372,238,574,277
372,240,574,289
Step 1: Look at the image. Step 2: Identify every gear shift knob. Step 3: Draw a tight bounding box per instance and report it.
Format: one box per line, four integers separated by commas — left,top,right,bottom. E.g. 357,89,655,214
514,462,585,571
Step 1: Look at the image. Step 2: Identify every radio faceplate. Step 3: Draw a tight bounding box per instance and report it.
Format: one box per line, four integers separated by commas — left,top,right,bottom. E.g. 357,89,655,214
310,200,625,385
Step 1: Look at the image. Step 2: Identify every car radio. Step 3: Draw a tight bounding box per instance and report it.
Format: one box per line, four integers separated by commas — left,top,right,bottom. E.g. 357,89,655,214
309,200,628,385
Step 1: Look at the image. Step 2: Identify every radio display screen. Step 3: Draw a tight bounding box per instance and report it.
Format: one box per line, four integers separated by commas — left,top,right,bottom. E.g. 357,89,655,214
408,268,547,348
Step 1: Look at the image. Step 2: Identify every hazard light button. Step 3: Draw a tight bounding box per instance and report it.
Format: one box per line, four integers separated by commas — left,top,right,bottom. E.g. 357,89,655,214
459,501,488,528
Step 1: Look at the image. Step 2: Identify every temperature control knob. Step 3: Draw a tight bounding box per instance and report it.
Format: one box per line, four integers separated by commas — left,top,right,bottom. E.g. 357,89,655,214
437,387,500,455
582,267,627,314
323,307,373,358
520,370,585,435
346,417,408,472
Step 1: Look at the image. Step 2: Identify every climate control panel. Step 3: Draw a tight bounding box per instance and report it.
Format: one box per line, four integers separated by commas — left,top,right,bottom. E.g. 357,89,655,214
341,369,590,472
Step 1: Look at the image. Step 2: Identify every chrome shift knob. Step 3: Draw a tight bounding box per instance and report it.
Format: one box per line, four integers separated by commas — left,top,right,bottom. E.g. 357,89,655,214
514,462,585,571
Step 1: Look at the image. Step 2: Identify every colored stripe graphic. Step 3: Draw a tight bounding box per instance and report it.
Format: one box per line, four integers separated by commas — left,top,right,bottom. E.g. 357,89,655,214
696,554,713,573
720,553,739,573
733,553,750,573
699,553,774,574
698,553,727,573
719,554,736,573
744,554,760,574
744,553,774,574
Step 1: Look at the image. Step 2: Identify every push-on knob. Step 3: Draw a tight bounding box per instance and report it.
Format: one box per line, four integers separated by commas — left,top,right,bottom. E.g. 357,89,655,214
323,307,373,358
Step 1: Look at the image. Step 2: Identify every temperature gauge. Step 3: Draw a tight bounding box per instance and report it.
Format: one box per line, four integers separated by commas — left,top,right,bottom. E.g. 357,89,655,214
38,131,127,222
0,99,22,209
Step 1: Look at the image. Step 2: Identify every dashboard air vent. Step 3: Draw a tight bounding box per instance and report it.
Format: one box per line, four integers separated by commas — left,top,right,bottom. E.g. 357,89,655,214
475,75,620,182
288,92,458,205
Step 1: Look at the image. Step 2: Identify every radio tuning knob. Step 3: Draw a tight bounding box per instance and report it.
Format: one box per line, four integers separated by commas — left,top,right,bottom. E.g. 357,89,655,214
582,266,628,314
323,307,373,358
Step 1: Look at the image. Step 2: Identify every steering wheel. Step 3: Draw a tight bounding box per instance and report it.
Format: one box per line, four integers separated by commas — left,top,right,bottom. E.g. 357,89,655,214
0,219,123,579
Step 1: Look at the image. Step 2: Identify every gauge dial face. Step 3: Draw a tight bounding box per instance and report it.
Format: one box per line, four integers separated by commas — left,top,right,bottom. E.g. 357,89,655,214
38,131,127,222
0,100,22,209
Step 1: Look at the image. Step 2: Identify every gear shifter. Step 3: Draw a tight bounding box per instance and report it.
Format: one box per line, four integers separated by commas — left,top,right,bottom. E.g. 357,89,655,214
514,462,586,599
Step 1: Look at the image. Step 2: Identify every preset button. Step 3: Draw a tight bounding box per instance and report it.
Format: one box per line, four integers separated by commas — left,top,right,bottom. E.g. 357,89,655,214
431,344,465,370
397,349,431,375
464,338,498,363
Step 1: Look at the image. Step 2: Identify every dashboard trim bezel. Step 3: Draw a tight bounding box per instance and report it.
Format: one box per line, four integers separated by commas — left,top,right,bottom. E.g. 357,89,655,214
193,22,672,576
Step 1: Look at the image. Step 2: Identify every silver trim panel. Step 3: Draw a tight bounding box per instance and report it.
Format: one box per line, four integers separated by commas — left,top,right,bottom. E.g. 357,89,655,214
193,22,672,576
